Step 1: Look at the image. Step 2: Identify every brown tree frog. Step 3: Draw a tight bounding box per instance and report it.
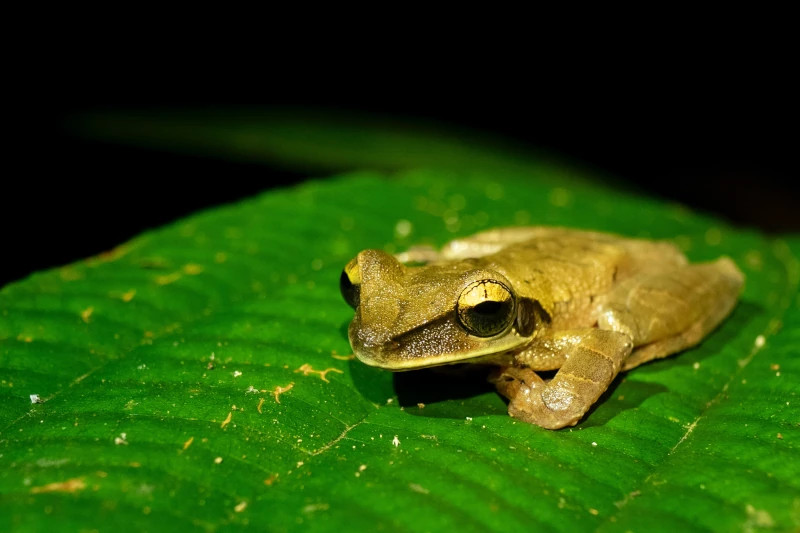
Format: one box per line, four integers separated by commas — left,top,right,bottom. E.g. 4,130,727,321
340,227,743,429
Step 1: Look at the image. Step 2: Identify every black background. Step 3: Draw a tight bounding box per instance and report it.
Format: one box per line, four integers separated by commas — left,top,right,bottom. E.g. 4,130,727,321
5,71,796,288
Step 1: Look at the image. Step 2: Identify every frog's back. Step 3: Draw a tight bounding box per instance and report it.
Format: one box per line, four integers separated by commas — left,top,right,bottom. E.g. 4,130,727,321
463,227,687,328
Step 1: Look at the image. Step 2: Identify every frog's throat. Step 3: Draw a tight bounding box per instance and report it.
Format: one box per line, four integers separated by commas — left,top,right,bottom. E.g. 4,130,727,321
354,339,522,371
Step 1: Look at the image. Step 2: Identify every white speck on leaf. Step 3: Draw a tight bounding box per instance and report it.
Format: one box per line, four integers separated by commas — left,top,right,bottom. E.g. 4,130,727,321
30,394,42,404
303,503,330,514
114,432,128,446
409,483,429,494
36,457,69,467
394,219,413,238
744,504,775,530
392,436,400,447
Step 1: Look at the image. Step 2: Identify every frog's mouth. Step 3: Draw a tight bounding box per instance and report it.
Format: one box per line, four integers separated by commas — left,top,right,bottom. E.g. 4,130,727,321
349,315,526,371
356,350,515,371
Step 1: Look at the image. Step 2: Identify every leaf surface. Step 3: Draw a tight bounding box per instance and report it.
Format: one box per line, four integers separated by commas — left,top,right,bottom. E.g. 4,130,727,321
2,119,799,532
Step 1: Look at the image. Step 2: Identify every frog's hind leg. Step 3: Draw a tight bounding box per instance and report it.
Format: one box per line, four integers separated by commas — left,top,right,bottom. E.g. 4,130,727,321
394,246,441,265
397,227,563,263
493,258,742,430
623,322,706,370
597,257,744,371
440,227,575,260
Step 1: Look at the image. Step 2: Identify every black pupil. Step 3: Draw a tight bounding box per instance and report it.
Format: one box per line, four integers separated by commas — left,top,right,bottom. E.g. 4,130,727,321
473,300,503,315
463,297,513,337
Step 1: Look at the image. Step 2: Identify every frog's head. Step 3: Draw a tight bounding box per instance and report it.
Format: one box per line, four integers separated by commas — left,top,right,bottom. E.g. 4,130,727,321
340,249,541,370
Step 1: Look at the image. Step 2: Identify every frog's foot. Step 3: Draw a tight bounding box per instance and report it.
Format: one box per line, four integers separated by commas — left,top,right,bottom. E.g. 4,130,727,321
490,367,585,429
506,379,590,430
495,329,633,429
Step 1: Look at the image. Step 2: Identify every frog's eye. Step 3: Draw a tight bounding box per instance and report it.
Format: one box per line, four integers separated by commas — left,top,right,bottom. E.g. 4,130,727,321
340,259,361,309
457,279,516,337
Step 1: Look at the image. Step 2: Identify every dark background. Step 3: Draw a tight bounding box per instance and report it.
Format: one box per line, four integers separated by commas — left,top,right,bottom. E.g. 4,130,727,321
5,83,796,288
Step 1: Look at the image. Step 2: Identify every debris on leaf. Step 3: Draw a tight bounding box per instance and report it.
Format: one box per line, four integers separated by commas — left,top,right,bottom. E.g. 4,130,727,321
155,271,182,285
183,263,204,275
30,477,86,494
272,383,294,403
80,307,94,323
121,289,136,302
294,364,343,383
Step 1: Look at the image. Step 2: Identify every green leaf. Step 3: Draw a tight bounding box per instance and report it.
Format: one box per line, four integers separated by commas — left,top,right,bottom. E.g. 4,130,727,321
67,107,601,185
3,142,799,530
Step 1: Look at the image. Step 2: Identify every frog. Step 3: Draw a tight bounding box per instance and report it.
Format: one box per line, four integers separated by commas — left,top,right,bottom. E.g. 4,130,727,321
340,227,744,429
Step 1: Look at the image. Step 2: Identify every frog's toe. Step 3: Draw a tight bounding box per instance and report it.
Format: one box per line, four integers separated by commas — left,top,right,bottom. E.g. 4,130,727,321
489,366,543,401
508,383,583,430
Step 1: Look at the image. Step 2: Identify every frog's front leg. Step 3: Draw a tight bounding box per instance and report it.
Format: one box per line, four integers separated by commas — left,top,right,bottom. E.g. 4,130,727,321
491,330,633,429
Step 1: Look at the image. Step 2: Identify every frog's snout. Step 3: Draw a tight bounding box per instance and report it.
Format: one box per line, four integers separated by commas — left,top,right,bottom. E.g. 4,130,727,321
347,316,399,368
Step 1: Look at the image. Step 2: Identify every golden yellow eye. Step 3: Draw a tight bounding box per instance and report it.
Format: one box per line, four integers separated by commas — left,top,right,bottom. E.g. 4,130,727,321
340,258,361,309
456,279,515,337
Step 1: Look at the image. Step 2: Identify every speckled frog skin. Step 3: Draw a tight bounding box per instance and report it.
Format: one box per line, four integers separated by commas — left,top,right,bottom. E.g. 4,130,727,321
340,227,743,429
